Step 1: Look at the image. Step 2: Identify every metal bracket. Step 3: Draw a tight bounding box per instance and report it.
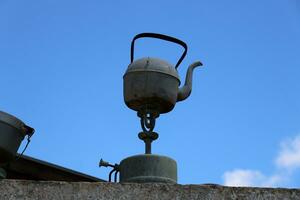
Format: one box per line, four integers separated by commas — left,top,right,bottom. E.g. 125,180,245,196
138,132,159,154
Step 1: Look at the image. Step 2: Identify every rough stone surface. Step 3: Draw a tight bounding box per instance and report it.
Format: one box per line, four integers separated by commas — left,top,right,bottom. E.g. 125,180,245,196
0,180,299,200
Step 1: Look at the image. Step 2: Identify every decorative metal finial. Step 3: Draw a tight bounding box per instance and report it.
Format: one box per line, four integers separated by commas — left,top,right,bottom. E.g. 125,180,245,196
99,33,202,183
137,110,159,154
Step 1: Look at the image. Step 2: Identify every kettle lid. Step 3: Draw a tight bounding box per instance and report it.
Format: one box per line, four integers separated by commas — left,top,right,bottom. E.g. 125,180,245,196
125,57,180,81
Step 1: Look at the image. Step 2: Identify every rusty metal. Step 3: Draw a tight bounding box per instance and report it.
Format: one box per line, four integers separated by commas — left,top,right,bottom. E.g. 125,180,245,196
123,32,203,118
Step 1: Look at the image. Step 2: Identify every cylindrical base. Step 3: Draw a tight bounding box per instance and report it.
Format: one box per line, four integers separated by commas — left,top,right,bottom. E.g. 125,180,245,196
0,168,6,179
119,154,177,183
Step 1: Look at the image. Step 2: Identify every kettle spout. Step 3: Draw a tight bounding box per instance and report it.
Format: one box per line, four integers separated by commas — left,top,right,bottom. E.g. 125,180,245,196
177,61,203,102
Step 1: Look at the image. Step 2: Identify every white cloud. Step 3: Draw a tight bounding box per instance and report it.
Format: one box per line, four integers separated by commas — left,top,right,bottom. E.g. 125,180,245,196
223,169,283,187
276,135,300,170
222,134,300,187
223,169,264,187
262,174,284,187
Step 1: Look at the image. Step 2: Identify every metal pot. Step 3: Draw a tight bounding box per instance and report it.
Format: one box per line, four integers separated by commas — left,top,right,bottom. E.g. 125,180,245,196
0,111,34,165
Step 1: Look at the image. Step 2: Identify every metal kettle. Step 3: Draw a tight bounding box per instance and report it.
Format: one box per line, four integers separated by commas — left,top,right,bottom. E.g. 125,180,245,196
100,33,203,183
123,33,203,118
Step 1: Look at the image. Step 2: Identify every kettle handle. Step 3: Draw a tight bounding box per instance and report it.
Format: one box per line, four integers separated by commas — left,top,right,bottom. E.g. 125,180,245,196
131,33,187,69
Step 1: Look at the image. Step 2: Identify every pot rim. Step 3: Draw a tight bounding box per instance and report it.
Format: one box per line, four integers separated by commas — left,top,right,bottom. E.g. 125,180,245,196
0,111,27,136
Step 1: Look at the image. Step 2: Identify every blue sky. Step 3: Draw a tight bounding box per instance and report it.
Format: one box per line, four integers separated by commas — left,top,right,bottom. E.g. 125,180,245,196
1,0,300,187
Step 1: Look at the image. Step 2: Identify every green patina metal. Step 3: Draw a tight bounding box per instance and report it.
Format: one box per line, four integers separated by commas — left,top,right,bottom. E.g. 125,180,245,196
119,154,177,183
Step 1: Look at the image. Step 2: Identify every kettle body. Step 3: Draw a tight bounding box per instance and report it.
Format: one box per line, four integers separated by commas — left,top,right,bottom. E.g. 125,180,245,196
124,57,180,114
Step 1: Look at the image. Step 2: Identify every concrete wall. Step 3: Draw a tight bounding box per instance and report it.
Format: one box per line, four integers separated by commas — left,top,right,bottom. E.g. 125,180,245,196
0,180,299,200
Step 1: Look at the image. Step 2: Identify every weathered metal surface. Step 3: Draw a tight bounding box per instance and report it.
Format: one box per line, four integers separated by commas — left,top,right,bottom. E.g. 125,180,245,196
101,33,204,183
177,61,203,102
124,67,180,115
1,180,300,200
0,111,34,165
123,33,203,117
138,131,158,154
119,154,177,183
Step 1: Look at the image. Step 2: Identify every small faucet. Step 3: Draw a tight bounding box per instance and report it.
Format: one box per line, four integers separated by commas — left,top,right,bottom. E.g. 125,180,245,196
99,159,119,182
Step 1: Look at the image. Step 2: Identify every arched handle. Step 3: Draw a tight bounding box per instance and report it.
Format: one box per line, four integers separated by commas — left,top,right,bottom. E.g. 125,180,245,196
131,33,188,69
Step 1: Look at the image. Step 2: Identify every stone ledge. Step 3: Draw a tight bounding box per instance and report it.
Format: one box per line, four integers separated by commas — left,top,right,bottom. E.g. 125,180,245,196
0,179,299,200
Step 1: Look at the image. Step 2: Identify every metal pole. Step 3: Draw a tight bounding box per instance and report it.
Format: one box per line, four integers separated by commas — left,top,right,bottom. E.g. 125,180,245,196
138,132,158,155
145,139,152,154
